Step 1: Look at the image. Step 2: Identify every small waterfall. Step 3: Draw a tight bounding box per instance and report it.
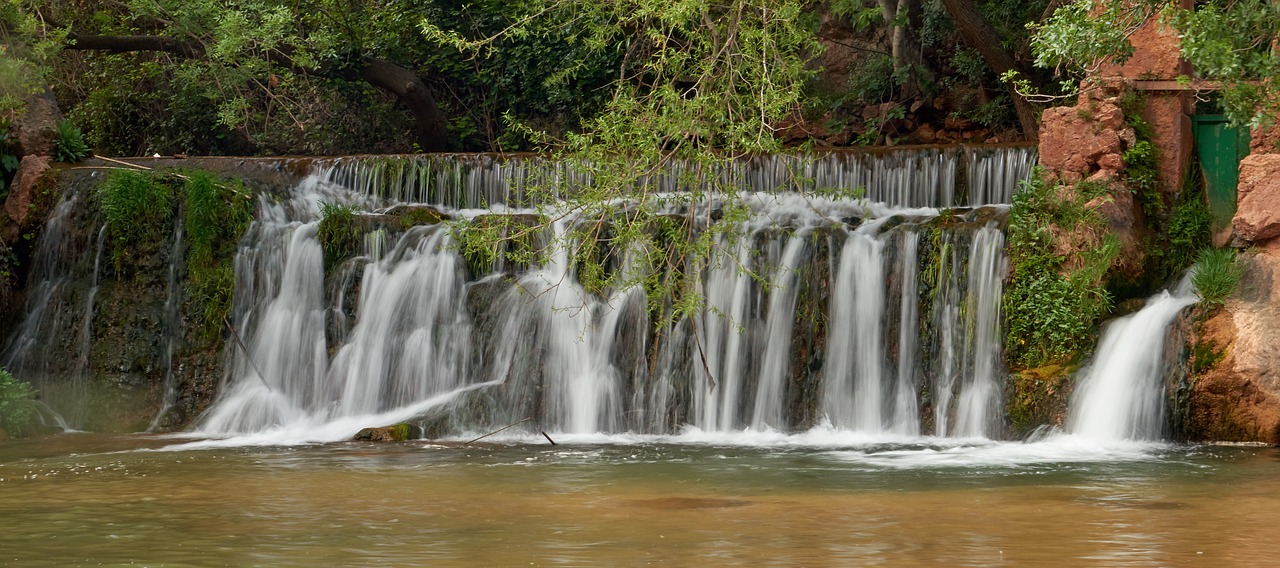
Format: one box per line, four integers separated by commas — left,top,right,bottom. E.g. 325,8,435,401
821,229,890,431
750,234,807,431
1068,279,1198,442
2,191,93,428
966,146,1038,206
952,226,1006,437
149,220,186,431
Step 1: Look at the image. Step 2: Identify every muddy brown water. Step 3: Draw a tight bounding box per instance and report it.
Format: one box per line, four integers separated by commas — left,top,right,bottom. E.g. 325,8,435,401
1,433,1277,566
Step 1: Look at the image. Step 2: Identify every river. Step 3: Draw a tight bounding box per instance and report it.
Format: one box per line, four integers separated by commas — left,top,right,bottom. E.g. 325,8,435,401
2,433,1276,566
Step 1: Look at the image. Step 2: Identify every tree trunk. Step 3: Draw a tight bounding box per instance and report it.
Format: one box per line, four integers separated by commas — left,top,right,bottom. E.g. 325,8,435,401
937,0,1040,139
357,58,447,152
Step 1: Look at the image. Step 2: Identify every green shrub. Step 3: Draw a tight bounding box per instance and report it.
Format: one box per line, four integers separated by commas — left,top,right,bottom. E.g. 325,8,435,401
1193,247,1242,309
1004,170,1119,368
318,202,362,268
0,368,36,436
53,119,91,163
1,116,18,201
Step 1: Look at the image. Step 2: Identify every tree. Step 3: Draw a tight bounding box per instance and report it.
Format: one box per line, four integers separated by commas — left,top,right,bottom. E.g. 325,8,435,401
1029,0,1280,128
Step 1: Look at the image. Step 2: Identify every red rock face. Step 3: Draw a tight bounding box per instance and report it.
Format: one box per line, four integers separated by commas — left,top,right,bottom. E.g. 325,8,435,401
1251,124,1280,155
1138,94,1193,196
1232,154,1280,243
1037,94,1134,183
4,155,51,226
1097,16,1190,80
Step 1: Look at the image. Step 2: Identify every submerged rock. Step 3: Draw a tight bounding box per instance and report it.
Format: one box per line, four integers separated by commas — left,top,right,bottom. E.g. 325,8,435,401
354,423,423,442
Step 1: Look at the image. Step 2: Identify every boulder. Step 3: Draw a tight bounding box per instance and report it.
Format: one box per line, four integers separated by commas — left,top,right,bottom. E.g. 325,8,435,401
4,154,51,226
1037,98,1133,182
12,91,63,157
354,423,423,442
1231,154,1280,244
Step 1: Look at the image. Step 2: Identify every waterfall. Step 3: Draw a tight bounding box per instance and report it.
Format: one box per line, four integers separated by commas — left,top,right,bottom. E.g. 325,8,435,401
1068,279,1198,442
311,146,1035,209
2,190,93,428
1,147,1034,442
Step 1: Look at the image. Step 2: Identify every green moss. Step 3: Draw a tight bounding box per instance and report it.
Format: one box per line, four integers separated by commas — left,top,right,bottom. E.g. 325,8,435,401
1006,364,1074,436
398,207,444,229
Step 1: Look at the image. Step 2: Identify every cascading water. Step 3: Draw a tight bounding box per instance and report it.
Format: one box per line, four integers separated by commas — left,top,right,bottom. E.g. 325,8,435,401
194,160,1017,443
0,147,1037,443
1068,277,1199,443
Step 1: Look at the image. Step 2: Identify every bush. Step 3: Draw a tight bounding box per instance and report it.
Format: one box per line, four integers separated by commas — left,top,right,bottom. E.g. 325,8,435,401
53,119,91,163
100,169,173,240
1193,247,1242,309
1003,170,1119,368
317,202,362,268
0,368,36,436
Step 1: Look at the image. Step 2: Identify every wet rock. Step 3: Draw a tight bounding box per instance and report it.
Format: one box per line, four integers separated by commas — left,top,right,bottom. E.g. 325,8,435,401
4,155,50,226
385,205,453,227
355,423,423,442
1232,154,1280,244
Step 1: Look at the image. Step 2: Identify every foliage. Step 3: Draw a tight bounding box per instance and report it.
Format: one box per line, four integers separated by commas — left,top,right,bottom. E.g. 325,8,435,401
1003,169,1120,368
1031,0,1280,126
0,368,37,436
318,202,362,268
422,0,818,321
1145,177,1211,287
52,119,90,163
183,171,254,339
1192,247,1241,309
98,169,174,273
0,116,18,201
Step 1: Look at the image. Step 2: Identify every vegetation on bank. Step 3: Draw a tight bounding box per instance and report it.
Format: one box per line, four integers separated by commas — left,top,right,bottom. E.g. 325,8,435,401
0,368,36,437
97,168,255,341
1002,171,1120,369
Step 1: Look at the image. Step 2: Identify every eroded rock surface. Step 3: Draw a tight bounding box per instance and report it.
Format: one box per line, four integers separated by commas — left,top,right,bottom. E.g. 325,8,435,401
1186,244,1280,444
4,155,51,226
1232,154,1280,244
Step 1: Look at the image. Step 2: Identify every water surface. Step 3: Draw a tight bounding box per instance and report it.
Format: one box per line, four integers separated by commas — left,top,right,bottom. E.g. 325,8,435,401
2,433,1276,566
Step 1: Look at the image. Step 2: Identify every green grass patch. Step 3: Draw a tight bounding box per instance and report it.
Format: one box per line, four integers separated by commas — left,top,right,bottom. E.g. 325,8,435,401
1193,247,1242,309
183,171,254,340
99,169,174,274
